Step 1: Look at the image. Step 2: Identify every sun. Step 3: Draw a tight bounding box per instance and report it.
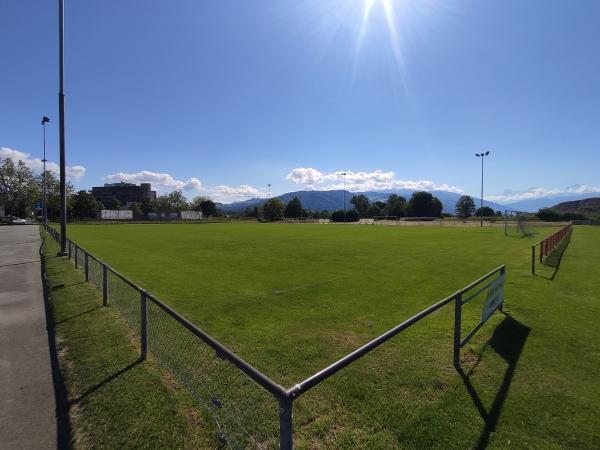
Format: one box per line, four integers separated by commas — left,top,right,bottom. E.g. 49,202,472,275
355,0,404,72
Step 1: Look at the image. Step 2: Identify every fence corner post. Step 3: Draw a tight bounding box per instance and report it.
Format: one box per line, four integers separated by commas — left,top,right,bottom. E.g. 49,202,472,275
84,252,89,282
279,395,293,450
453,293,462,369
531,245,536,275
74,246,78,269
140,290,148,360
102,264,108,306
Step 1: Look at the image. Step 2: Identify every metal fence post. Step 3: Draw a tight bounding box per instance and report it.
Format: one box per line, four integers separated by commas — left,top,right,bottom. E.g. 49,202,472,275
84,252,89,282
74,246,78,269
68,240,71,259
531,245,535,275
453,293,462,369
140,291,148,360
279,396,293,450
102,264,108,307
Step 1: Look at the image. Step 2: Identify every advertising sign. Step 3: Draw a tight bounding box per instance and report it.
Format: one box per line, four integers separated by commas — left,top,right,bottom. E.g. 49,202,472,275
482,273,505,322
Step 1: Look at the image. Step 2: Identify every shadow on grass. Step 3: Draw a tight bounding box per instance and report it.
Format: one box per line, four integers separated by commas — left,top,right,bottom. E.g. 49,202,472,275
457,313,530,449
539,232,572,280
69,359,142,405
40,240,141,449
54,305,103,325
40,243,72,449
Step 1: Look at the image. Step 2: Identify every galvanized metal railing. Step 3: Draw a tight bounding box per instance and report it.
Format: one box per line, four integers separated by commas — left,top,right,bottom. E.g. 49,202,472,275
531,224,572,274
43,224,507,449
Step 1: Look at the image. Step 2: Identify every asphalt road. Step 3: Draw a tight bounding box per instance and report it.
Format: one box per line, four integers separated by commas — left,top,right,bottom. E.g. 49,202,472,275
0,225,56,450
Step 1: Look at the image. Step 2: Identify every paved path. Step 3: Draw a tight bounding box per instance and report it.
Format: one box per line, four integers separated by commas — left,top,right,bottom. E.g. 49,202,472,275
0,225,56,450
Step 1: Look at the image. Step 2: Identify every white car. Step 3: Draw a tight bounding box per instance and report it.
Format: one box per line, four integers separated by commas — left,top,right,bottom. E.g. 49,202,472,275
11,217,27,224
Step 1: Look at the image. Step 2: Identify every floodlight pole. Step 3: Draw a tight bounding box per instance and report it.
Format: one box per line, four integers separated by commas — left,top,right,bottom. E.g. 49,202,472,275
342,172,347,223
267,184,271,198
475,151,490,228
57,0,68,255
42,117,50,227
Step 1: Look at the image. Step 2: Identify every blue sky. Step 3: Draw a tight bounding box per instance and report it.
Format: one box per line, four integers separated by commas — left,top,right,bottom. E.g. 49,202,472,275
2,0,599,203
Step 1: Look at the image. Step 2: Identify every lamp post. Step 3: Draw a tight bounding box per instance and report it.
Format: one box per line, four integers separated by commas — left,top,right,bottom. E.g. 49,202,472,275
57,0,68,255
342,172,347,223
267,184,271,198
475,151,490,228
41,116,50,227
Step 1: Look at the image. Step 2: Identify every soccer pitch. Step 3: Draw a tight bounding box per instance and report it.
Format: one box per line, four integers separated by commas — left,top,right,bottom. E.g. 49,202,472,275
64,223,600,448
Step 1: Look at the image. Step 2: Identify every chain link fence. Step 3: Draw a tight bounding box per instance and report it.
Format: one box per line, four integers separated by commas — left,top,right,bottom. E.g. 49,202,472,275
43,225,508,449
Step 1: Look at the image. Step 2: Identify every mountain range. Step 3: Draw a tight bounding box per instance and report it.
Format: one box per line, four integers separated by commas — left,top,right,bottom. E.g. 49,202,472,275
221,189,600,214
550,197,600,217
221,189,506,214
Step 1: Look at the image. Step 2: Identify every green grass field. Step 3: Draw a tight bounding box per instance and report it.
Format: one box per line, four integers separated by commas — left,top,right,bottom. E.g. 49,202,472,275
61,223,600,448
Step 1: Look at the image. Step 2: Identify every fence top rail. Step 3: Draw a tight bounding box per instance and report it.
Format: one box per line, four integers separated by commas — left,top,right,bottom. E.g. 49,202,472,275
533,223,572,247
146,293,288,399
287,264,504,399
42,225,288,399
43,224,505,408
456,264,505,296
287,292,457,398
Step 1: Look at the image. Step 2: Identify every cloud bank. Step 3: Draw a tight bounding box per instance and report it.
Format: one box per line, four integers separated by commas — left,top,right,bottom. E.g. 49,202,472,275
104,171,203,192
488,185,600,203
286,167,463,193
102,170,268,203
0,147,86,180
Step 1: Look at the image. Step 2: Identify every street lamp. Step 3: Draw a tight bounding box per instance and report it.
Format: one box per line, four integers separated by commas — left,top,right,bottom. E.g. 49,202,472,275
267,184,271,198
57,0,68,256
475,151,490,228
342,172,347,223
41,116,50,227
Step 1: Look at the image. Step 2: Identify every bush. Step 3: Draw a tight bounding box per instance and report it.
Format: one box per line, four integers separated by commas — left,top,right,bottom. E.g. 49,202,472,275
331,209,359,222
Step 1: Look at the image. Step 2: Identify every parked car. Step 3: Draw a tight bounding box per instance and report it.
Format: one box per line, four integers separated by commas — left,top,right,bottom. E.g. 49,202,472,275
11,217,27,224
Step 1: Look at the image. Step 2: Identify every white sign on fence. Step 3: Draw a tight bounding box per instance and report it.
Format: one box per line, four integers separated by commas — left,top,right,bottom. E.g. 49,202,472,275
100,210,133,220
482,273,505,323
181,211,203,220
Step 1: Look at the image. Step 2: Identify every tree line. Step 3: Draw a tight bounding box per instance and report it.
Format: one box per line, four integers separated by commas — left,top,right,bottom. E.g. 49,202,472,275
253,191,445,222
0,156,220,220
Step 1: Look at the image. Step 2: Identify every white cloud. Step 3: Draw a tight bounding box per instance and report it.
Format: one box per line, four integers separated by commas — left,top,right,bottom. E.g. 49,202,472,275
286,167,463,194
208,184,269,203
488,185,600,203
101,170,268,203
103,171,204,192
0,147,86,180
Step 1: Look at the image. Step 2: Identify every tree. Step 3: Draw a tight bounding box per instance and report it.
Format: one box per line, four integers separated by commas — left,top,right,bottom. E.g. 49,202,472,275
408,191,443,217
71,190,101,219
387,194,407,217
190,196,210,211
350,194,370,217
155,195,172,215
103,197,121,210
167,190,189,213
283,197,303,218
431,197,443,217
366,204,382,218
475,206,495,217
200,199,218,217
140,198,156,215
35,170,74,221
129,202,143,219
331,208,359,222
263,198,284,221
0,158,38,217
455,195,476,218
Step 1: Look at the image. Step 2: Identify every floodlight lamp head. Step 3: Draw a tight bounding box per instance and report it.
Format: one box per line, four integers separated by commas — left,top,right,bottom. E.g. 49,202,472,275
475,153,480,157
42,116,50,124
485,151,490,155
